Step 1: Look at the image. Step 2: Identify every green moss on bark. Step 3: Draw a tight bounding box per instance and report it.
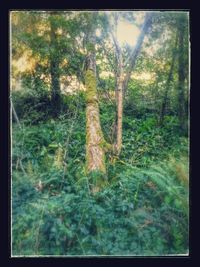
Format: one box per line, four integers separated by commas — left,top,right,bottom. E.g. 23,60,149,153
85,68,112,181
100,139,113,153
85,70,98,104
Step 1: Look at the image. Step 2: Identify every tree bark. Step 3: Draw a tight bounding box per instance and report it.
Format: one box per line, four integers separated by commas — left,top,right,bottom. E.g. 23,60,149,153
85,14,108,176
115,52,124,154
85,70,106,174
115,13,153,155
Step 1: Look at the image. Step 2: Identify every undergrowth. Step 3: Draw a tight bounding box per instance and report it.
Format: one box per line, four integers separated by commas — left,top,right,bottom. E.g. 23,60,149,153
12,103,189,256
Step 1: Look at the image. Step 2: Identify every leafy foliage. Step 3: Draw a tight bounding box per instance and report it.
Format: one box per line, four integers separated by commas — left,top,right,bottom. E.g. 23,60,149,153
12,106,189,255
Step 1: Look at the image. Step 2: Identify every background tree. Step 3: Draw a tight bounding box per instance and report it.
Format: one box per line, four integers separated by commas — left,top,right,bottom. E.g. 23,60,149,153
159,32,178,125
11,11,86,119
177,13,189,134
107,12,153,154
49,12,62,116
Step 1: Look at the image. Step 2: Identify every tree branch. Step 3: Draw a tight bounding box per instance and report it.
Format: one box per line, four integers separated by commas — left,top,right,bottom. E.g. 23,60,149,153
106,12,121,64
123,12,153,93
11,98,22,129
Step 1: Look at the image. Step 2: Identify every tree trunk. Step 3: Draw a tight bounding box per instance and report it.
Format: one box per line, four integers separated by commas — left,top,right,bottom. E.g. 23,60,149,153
123,13,153,94
85,15,108,177
115,13,153,155
49,13,61,117
116,52,124,155
177,21,186,134
85,69,106,174
159,33,178,125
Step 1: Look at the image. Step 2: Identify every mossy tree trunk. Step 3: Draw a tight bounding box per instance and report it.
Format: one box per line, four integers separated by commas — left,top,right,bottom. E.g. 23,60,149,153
85,15,109,178
85,69,106,174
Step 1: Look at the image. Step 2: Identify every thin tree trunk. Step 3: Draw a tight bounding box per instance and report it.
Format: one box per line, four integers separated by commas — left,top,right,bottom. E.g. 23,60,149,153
115,13,153,155
177,22,186,133
116,52,124,154
49,13,61,117
123,13,153,95
11,99,21,128
159,33,178,125
11,99,27,175
159,59,175,125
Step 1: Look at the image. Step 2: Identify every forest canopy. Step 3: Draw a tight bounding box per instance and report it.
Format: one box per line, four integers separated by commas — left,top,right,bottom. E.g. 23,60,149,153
11,10,189,256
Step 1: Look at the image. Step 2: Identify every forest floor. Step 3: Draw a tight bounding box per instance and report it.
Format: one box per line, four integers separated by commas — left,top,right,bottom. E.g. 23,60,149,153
12,101,189,256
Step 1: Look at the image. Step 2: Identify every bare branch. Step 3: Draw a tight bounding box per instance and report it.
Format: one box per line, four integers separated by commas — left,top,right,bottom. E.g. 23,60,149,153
19,159,27,176
11,98,22,129
105,12,121,64
123,12,153,92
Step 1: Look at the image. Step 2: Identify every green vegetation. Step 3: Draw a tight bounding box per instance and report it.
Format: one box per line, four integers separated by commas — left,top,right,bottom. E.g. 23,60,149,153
11,11,189,256
12,100,188,255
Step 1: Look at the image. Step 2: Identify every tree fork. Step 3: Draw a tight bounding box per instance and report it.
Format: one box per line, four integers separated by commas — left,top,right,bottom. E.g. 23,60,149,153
115,12,153,155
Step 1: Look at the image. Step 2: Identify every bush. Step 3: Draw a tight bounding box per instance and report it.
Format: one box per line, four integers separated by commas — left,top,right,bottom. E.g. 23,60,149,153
12,89,51,124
